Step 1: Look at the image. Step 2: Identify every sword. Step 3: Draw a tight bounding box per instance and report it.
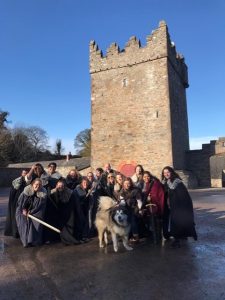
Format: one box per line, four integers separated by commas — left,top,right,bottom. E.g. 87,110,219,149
27,213,61,233
146,197,157,244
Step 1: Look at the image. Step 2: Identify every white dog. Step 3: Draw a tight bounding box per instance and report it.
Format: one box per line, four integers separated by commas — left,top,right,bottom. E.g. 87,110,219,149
95,196,133,252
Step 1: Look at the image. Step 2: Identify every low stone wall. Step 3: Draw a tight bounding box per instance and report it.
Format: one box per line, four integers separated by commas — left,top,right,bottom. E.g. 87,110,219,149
210,154,225,188
211,179,222,188
0,168,29,187
176,170,198,189
186,149,213,187
1,157,91,187
58,166,92,177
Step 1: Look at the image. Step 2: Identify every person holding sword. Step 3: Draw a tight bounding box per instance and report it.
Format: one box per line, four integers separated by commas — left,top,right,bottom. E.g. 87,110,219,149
16,178,47,247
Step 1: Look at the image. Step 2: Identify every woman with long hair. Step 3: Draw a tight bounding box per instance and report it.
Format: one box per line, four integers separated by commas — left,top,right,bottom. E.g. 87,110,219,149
131,164,144,189
119,177,142,242
142,171,165,242
161,166,197,248
65,168,82,190
114,173,124,200
16,178,47,247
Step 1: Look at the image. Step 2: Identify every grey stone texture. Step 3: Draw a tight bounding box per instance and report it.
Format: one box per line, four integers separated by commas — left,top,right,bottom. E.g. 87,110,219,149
90,20,189,178
210,154,225,187
8,157,90,174
187,138,225,187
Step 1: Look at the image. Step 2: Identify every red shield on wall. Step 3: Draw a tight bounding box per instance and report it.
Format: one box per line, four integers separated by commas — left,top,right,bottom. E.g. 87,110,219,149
117,161,137,177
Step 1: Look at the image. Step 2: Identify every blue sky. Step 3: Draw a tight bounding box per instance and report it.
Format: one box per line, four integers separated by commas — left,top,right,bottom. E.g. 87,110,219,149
0,0,224,154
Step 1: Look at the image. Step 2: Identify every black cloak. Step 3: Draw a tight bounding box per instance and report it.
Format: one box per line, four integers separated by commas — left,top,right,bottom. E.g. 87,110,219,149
44,187,83,244
167,179,197,240
16,185,47,247
4,176,27,238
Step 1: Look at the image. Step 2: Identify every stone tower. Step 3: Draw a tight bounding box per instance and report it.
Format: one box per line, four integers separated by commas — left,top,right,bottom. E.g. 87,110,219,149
90,20,189,177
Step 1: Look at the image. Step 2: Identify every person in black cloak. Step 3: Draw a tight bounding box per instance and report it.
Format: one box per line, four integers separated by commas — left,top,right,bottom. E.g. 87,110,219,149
65,168,82,190
161,166,198,248
82,168,105,237
16,178,47,247
46,162,62,191
73,177,91,242
43,179,82,245
4,170,28,238
92,167,105,197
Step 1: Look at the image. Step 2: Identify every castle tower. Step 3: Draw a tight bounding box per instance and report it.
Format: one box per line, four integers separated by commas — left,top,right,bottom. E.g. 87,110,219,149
90,21,189,177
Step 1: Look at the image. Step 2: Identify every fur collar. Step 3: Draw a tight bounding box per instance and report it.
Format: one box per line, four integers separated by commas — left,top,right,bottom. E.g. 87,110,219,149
12,176,23,190
23,184,47,198
167,178,182,190
49,172,62,179
161,178,167,185
39,172,49,186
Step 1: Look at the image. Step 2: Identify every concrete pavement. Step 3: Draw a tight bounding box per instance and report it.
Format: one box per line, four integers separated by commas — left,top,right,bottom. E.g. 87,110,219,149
0,188,225,300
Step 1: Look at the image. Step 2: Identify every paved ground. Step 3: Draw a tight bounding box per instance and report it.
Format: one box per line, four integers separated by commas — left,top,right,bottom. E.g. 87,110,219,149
0,188,225,300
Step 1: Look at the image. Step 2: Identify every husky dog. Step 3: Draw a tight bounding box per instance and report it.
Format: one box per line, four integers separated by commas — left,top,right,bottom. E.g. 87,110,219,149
95,196,133,252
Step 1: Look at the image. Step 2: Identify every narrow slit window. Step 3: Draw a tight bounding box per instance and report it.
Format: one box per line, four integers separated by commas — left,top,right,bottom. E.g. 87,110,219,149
122,78,128,87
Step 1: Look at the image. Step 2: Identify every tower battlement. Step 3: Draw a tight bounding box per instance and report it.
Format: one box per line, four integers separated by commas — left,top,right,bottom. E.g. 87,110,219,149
90,20,188,87
90,20,190,177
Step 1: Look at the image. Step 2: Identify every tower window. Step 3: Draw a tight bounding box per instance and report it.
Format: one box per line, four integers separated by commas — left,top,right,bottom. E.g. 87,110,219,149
122,78,128,87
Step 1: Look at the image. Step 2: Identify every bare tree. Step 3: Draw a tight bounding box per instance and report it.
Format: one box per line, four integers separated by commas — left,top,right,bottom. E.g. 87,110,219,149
24,126,49,158
0,110,13,165
11,127,33,162
74,129,91,156
0,110,9,129
55,139,65,156
0,130,14,166
0,112,51,163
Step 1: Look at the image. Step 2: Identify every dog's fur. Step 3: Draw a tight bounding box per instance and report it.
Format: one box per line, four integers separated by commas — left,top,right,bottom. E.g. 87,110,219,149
95,196,133,252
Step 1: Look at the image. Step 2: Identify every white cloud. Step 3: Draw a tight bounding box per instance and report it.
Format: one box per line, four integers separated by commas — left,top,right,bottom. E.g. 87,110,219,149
189,136,218,150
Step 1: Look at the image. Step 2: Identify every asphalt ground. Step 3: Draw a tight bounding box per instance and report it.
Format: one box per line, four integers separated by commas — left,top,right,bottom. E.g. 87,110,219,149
0,188,225,300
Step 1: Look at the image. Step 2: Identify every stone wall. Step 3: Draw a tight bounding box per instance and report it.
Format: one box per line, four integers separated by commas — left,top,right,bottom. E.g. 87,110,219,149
176,170,198,189
168,58,189,169
215,137,225,154
1,157,91,187
186,141,216,187
210,154,225,187
90,20,189,178
0,168,29,187
186,138,225,188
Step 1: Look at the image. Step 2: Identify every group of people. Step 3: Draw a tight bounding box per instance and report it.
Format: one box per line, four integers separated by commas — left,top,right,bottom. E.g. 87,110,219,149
4,162,197,249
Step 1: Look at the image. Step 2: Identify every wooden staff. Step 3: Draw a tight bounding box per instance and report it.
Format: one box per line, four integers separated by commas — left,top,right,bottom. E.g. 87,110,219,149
27,213,61,233
146,197,157,244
